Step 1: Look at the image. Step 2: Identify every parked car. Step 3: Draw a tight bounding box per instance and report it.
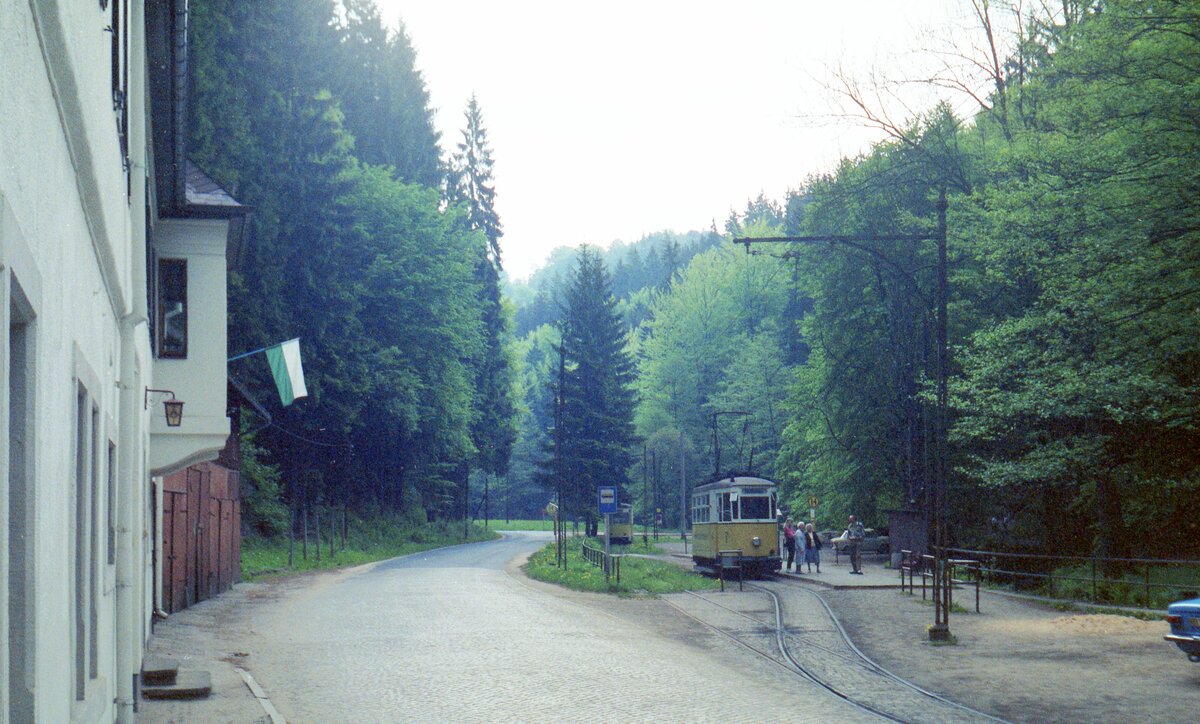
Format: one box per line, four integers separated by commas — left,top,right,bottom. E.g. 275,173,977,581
830,527,890,554
1165,596,1200,663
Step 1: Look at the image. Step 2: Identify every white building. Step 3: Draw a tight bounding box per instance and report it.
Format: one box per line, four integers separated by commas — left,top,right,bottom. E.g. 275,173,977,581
1,2,242,721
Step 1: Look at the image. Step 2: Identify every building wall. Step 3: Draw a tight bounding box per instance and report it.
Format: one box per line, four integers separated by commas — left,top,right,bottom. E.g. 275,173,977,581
0,1,152,722
149,218,232,475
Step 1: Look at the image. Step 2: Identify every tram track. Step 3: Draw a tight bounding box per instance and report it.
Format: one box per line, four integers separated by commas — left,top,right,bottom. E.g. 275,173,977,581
664,580,1008,723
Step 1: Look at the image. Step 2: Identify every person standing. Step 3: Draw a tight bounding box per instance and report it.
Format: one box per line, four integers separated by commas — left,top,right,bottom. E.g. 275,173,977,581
794,520,808,574
845,515,865,574
782,518,797,571
804,522,822,573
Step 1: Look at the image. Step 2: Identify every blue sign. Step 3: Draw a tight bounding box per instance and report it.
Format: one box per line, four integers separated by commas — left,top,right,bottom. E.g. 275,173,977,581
598,486,618,514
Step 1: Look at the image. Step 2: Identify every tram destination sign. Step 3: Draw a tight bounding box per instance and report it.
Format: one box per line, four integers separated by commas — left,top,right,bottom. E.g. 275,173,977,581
598,486,618,514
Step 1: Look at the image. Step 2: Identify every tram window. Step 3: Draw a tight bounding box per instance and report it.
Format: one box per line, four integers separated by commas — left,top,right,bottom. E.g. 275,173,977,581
720,493,739,522
740,496,771,520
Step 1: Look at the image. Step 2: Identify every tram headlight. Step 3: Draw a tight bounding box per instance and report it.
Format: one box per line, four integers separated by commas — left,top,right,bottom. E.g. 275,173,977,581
752,536,761,547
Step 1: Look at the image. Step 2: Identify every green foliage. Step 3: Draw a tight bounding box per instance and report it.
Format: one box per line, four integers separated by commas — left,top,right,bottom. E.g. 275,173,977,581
948,0,1200,556
239,428,289,537
634,235,795,521
333,1,442,186
188,0,518,523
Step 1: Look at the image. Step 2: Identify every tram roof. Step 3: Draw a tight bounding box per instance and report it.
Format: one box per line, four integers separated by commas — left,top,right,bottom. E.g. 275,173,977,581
693,475,777,493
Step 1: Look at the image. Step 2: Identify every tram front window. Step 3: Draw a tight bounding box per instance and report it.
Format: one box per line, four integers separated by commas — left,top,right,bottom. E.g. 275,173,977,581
739,496,771,520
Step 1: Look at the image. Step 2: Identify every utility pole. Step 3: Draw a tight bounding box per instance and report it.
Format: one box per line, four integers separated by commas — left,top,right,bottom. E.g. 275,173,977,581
679,430,687,541
642,444,648,534
555,345,566,567
930,188,952,641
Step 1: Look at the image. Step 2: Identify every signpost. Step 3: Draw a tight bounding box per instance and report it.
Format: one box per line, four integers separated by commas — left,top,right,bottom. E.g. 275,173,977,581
808,496,819,525
599,487,617,581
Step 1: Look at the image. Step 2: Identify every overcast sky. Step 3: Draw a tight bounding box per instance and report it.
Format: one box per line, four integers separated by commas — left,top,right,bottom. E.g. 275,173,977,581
375,1,990,280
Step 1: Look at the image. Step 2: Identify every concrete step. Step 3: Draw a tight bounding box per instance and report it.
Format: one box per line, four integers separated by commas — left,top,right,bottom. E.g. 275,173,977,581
140,656,179,686
141,669,211,700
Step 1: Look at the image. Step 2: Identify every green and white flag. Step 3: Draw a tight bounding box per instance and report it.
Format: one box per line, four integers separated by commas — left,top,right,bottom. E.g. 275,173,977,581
265,338,308,406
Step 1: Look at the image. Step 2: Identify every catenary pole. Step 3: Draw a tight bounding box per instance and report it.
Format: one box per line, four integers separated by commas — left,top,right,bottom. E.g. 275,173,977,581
734,189,953,641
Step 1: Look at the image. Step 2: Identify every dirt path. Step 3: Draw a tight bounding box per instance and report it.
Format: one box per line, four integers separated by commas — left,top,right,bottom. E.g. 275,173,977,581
823,587,1198,722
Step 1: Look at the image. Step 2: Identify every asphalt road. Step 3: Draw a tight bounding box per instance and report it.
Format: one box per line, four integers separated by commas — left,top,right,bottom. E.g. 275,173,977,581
240,531,861,722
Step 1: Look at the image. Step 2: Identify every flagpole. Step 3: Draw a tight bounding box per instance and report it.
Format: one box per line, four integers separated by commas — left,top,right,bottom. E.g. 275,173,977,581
228,337,299,363
227,344,273,363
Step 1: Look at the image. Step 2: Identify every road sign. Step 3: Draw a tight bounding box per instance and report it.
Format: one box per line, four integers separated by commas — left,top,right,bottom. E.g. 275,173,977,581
598,486,618,514
808,496,820,508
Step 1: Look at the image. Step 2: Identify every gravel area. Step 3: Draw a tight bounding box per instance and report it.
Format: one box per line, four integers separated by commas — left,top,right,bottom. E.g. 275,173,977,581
822,587,1198,722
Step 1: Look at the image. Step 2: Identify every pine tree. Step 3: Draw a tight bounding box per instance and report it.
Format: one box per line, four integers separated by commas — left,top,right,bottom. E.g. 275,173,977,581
548,247,638,528
448,95,517,517
450,94,503,267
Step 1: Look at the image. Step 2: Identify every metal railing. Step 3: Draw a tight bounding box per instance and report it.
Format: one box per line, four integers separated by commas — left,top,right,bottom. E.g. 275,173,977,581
947,547,1200,610
899,551,981,612
581,541,622,584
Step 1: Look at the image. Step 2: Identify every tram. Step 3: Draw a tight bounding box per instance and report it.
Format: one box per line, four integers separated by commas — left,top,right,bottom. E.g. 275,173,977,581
607,503,634,545
691,475,781,575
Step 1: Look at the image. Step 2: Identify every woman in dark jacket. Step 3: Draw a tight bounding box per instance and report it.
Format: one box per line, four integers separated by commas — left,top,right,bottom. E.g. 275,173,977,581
804,523,822,573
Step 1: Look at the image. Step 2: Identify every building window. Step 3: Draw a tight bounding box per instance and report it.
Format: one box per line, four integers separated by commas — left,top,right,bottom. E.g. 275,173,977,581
157,259,187,358
73,388,88,698
72,385,102,698
109,0,130,189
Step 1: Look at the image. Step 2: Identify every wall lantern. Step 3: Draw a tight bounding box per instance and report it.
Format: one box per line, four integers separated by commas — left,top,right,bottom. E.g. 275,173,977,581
144,388,185,427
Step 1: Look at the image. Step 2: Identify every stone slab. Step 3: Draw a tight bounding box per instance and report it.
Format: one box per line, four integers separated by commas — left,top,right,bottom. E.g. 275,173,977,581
139,655,179,686
141,669,211,700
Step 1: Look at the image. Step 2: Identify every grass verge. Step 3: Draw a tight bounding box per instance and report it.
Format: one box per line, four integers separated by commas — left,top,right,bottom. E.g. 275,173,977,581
242,516,497,580
523,537,718,596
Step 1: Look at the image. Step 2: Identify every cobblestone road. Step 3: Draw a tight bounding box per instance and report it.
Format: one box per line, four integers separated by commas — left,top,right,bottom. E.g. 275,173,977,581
241,532,868,722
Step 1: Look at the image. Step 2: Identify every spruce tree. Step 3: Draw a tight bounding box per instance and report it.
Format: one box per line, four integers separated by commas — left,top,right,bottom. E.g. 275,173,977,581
449,95,517,518
450,94,503,266
550,247,638,530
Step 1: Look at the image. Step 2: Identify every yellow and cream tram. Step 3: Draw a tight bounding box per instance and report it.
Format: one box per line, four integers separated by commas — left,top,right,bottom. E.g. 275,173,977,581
691,476,781,575
608,503,634,545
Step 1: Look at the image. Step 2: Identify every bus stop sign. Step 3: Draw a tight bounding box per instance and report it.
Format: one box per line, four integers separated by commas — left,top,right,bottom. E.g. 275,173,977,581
598,486,618,514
